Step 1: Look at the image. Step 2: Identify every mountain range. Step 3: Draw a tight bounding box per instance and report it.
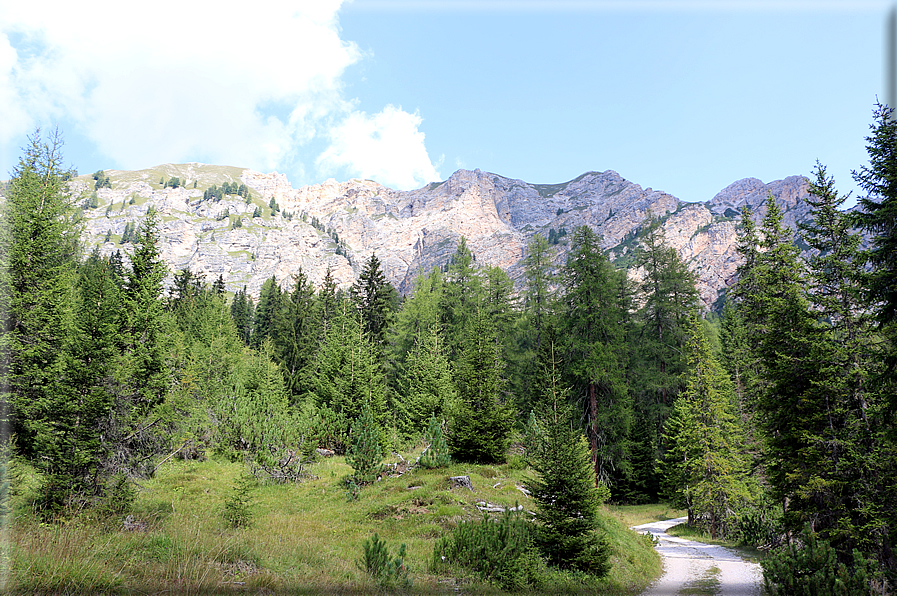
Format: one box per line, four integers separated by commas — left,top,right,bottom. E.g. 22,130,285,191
59,164,821,308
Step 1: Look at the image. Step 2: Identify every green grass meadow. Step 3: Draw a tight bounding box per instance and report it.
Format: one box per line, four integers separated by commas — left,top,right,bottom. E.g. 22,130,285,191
4,451,665,594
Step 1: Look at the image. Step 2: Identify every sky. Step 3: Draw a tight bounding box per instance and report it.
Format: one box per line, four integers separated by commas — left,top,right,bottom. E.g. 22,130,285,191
0,0,892,207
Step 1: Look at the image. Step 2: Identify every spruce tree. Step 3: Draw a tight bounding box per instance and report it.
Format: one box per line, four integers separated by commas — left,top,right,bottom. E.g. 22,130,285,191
394,321,456,439
229,286,254,345
273,269,319,401
0,130,80,463
854,101,897,330
796,162,891,566
252,276,282,348
661,315,752,538
122,208,169,414
526,339,611,575
449,308,513,463
351,253,398,349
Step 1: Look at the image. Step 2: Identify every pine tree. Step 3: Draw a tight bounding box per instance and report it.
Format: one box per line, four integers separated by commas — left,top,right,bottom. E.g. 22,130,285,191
347,401,382,485
526,338,611,575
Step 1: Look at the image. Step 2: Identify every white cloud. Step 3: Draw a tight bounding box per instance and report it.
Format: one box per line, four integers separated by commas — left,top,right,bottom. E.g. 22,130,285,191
0,0,441,188
317,105,442,190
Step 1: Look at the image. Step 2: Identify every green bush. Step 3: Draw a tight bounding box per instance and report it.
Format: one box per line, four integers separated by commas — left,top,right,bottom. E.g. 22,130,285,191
359,533,411,587
762,524,877,596
432,509,546,591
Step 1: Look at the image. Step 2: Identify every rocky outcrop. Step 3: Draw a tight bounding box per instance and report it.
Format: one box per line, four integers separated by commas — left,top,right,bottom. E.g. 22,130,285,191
64,163,820,309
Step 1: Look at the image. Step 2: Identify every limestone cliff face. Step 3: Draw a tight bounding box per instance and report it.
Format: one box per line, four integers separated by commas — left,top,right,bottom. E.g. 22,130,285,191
67,163,817,308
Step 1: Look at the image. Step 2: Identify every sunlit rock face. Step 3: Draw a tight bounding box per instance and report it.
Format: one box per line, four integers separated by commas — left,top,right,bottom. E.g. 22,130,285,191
66,163,820,309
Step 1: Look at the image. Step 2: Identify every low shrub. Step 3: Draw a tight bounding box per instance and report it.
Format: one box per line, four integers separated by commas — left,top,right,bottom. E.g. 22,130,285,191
432,509,546,591
358,533,411,587
762,524,878,596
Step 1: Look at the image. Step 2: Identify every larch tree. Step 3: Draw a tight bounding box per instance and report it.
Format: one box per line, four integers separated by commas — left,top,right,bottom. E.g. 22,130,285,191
562,225,632,486
394,321,456,439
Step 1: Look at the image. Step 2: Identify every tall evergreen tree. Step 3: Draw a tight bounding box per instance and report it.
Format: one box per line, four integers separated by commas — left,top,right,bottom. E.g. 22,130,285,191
625,216,699,502
351,253,398,349
854,101,897,332
389,266,443,364
312,302,387,428
732,198,820,533
449,308,513,463
253,276,283,349
122,208,169,413
526,338,611,575
273,270,319,401
0,130,80,462
796,162,894,568
562,225,632,485
394,321,456,438
229,286,254,345
661,315,753,538
440,237,483,360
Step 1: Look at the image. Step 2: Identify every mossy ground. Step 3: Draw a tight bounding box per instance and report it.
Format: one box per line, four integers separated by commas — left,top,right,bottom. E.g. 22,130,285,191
4,451,663,594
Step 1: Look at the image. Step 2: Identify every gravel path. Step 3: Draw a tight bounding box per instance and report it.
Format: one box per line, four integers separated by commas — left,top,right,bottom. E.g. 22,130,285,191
632,517,763,596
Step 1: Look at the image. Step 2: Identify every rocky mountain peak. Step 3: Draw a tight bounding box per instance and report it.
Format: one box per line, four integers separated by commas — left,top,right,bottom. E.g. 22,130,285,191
51,163,827,310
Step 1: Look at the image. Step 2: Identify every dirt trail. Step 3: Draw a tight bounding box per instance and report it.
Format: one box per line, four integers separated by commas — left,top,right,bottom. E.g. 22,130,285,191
632,516,762,596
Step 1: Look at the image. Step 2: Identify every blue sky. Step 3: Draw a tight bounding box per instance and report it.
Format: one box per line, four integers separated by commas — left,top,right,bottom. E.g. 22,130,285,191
0,1,890,206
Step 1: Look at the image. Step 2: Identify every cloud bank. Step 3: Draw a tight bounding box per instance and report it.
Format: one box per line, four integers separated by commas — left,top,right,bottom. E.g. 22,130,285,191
0,0,441,189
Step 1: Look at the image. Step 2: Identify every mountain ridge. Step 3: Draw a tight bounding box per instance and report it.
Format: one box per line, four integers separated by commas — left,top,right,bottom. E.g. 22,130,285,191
41,164,818,308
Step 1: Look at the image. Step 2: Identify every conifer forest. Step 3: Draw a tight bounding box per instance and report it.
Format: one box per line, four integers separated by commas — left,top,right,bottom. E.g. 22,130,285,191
3,104,897,594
